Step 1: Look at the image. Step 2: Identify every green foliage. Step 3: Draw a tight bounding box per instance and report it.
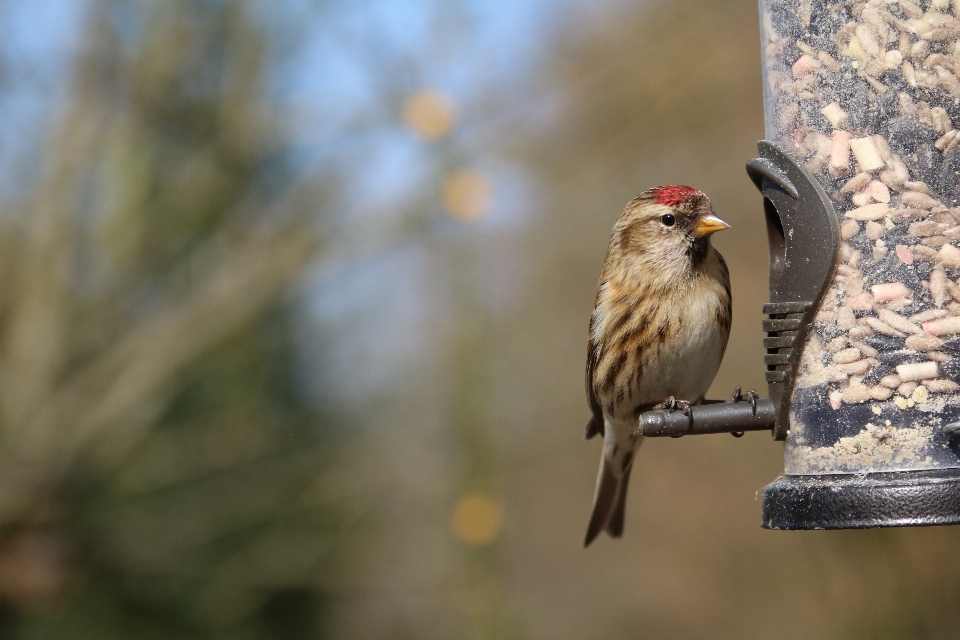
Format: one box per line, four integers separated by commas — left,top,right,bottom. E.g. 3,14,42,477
0,1,355,637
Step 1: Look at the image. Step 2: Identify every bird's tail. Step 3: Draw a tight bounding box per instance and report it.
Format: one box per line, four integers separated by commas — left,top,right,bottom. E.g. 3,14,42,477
584,451,634,547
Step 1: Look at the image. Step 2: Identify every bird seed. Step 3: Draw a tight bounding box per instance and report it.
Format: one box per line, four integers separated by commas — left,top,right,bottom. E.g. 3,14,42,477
762,0,960,472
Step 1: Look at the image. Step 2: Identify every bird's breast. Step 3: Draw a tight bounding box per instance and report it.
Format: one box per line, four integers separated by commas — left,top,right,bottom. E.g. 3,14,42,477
595,273,729,420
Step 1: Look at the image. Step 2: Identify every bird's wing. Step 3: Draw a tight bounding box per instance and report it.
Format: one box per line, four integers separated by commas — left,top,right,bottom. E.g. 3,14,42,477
584,316,605,440
714,249,733,363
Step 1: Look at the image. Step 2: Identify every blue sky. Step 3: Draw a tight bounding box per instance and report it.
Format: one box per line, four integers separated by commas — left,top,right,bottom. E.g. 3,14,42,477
0,0,582,405
0,0,87,200
0,0,567,211
291,0,575,405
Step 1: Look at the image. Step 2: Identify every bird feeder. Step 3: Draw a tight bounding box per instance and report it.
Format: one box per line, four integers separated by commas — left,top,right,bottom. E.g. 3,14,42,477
639,0,960,529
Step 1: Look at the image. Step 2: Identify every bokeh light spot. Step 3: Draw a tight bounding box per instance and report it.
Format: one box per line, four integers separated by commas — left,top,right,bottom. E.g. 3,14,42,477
402,89,456,141
452,492,503,546
441,170,491,221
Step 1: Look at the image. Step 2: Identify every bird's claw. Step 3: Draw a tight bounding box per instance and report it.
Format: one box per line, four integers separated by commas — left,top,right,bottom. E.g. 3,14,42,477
730,385,759,416
654,396,691,416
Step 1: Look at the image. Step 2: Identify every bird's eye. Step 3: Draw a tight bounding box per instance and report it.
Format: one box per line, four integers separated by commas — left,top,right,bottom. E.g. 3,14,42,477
660,214,676,227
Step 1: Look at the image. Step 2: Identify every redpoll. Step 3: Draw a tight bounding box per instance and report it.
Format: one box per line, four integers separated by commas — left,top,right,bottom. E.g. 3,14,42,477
584,185,731,546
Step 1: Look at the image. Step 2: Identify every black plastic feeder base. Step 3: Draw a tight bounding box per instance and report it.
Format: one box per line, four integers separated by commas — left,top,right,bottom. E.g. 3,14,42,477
762,468,960,530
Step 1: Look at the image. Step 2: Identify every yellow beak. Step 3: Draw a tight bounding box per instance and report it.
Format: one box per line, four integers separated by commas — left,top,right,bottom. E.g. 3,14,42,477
696,214,730,236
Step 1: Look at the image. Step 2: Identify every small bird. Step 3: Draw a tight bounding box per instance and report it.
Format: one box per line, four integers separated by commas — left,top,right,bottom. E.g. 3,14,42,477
583,185,731,547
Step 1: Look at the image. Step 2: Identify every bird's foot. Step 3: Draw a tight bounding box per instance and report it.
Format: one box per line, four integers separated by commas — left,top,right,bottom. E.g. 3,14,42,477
730,385,759,416
654,396,691,416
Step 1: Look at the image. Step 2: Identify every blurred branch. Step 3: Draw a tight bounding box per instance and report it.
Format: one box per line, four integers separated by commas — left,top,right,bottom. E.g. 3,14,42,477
43,225,317,463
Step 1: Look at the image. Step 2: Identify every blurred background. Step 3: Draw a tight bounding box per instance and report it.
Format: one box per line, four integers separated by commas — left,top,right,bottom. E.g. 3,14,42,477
0,0,959,638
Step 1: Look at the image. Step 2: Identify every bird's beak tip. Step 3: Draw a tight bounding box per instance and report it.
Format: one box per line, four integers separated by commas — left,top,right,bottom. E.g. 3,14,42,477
696,214,730,236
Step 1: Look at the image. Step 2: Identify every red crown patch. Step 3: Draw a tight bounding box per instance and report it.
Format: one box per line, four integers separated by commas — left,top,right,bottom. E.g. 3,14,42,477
651,185,700,207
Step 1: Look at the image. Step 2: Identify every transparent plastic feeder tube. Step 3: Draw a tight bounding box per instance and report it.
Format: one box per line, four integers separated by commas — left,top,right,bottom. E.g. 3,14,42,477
760,0,960,474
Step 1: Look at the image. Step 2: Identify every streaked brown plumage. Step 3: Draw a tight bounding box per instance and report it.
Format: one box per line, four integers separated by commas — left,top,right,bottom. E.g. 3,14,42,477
584,185,731,547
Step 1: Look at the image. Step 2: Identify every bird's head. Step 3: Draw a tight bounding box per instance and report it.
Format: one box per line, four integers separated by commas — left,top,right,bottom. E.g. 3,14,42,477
608,185,729,281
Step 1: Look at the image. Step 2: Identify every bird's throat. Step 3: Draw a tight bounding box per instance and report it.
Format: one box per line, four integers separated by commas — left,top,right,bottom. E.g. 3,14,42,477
686,237,710,269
